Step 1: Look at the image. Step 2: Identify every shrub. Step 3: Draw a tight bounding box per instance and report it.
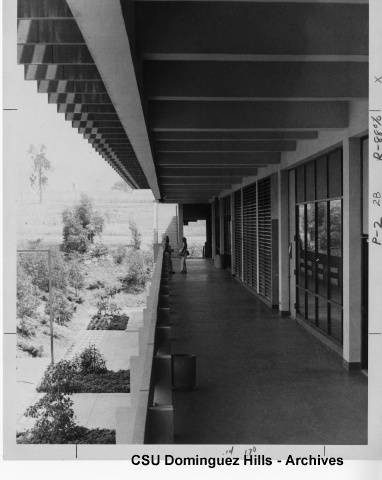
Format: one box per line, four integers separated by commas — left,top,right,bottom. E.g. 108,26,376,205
37,359,79,393
128,220,141,250
75,427,115,444
66,370,130,393
37,350,130,394
73,344,107,375
62,194,104,254
18,250,68,293
45,290,74,325
113,245,127,264
67,261,85,296
87,280,105,290
88,243,108,258
16,265,40,319
119,249,151,293
17,425,116,444
17,339,44,357
17,317,37,338
87,314,129,331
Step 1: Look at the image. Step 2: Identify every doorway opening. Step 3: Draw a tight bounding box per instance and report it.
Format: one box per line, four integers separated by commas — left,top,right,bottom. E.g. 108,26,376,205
183,220,207,258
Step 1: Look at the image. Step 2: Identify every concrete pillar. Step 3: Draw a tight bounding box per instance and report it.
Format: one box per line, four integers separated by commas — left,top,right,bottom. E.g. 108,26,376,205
342,137,362,365
241,188,244,280
153,201,159,244
219,198,225,255
230,193,235,274
271,173,279,309
278,170,290,314
288,170,297,319
211,201,216,258
177,203,184,248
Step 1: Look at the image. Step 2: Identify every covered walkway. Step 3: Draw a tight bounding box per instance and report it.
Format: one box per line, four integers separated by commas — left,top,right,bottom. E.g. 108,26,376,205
170,259,367,445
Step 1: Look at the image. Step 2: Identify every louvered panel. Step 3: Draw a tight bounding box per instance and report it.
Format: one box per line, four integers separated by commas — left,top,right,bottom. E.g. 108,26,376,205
214,197,220,255
258,177,272,301
234,190,242,279
243,183,257,291
223,196,231,255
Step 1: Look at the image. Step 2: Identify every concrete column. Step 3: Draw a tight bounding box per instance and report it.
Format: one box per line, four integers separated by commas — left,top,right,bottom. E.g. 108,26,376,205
177,203,184,248
153,201,159,244
288,170,297,319
342,137,362,365
241,189,244,280
230,193,235,274
211,201,216,258
271,173,279,309
278,170,290,314
219,198,225,255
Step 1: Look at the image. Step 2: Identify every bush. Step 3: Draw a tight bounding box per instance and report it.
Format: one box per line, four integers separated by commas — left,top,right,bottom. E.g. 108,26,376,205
45,290,74,325
73,344,107,375
37,359,79,392
17,317,37,338
119,249,151,293
37,353,130,394
17,265,41,319
87,314,129,331
75,427,115,444
17,425,116,444
88,243,108,258
87,280,105,290
113,245,127,264
18,250,68,293
17,339,44,357
67,261,85,296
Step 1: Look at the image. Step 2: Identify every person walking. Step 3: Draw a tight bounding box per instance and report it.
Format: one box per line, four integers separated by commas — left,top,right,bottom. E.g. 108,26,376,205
164,235,175,273
179,236,188,274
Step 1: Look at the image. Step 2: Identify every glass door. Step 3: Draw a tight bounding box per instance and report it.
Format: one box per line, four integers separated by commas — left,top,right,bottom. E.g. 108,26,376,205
294,148,343,344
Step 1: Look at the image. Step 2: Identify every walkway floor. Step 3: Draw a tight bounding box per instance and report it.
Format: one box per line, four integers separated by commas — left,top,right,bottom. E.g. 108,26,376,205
170,259,367,445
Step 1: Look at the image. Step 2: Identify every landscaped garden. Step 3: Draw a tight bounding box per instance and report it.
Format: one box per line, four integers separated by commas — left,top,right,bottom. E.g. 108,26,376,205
16,194,153,444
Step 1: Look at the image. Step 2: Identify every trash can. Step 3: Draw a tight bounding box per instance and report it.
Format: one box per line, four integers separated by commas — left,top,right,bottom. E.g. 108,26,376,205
172,354,196,391
214,254,223,269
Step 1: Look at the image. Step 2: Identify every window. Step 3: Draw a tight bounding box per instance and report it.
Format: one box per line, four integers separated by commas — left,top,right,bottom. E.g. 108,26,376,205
293,147,343,344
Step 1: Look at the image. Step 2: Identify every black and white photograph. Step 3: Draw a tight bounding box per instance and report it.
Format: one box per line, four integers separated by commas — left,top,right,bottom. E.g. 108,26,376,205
2,0,382,475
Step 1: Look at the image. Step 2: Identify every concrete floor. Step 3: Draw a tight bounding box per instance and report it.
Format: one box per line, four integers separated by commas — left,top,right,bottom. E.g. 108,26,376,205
169,259,367,445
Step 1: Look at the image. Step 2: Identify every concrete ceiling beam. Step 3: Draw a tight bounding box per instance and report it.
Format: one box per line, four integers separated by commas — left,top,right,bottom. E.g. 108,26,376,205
150,100,349,130
136,3,368,56
144,61,367,99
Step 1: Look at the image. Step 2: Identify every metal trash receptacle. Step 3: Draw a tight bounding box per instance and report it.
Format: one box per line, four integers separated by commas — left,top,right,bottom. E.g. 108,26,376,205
172,354,196,391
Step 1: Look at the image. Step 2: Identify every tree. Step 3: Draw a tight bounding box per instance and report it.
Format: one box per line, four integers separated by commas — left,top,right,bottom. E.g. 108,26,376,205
129,219,142,250
45,290,74,325
24,361,78,443
29,144,51,204
62,194,104,253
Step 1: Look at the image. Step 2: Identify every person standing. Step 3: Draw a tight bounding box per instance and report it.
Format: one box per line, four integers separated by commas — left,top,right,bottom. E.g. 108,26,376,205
179,236,188,274
164,235,175,273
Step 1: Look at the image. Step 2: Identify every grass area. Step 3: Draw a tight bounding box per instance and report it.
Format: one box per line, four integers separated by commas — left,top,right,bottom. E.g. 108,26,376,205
17,427,116,444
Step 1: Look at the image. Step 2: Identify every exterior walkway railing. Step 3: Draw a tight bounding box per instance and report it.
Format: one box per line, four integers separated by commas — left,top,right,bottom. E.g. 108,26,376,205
116,245,174,443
